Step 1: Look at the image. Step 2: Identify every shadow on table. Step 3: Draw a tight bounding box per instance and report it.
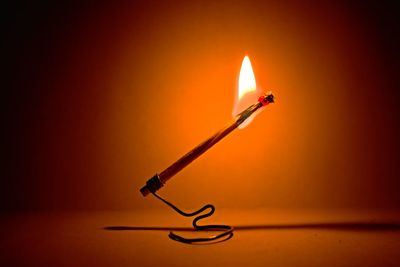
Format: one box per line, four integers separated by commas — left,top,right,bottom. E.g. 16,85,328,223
104,222,400,232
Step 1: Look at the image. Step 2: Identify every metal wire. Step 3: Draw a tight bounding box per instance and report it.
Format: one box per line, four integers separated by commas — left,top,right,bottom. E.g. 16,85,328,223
151,192,234,244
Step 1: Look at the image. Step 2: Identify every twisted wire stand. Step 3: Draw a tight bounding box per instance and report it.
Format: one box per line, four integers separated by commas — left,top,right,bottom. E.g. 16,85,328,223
151,192,234,244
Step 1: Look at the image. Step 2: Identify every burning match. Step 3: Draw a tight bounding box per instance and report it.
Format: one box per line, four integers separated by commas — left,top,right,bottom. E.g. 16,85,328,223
139,55,274,244
140,55,274,196
140,92,274,196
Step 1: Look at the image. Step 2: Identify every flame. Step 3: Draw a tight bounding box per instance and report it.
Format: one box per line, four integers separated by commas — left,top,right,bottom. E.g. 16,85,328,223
233,55,263,128
238,56,256,99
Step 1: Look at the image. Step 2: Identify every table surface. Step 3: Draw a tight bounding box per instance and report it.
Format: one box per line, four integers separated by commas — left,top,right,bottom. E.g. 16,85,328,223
2,209,400,267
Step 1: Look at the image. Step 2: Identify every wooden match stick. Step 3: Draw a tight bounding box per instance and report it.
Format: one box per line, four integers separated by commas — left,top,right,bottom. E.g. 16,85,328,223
140,93,274,196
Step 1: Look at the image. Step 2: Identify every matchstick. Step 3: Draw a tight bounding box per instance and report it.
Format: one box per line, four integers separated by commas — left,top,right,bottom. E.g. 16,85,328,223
140,93,274,196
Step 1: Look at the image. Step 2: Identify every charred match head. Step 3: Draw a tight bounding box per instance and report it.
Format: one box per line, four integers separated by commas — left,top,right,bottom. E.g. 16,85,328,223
258,92,275,106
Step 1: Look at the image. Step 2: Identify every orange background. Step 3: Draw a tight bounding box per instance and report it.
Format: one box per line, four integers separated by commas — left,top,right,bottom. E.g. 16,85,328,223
5,1,399,212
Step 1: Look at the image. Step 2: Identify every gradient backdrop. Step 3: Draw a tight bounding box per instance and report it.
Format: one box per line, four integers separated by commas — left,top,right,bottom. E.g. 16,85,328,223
4,1,399,213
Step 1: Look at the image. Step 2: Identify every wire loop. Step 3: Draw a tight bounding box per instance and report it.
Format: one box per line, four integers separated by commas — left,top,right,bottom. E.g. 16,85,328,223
151,192,234,244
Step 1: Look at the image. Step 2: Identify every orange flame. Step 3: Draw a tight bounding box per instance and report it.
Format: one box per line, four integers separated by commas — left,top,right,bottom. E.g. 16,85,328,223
233,55,263,128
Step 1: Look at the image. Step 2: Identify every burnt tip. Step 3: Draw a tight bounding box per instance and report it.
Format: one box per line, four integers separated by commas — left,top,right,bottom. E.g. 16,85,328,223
265,93,275,103
259,92,275,105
